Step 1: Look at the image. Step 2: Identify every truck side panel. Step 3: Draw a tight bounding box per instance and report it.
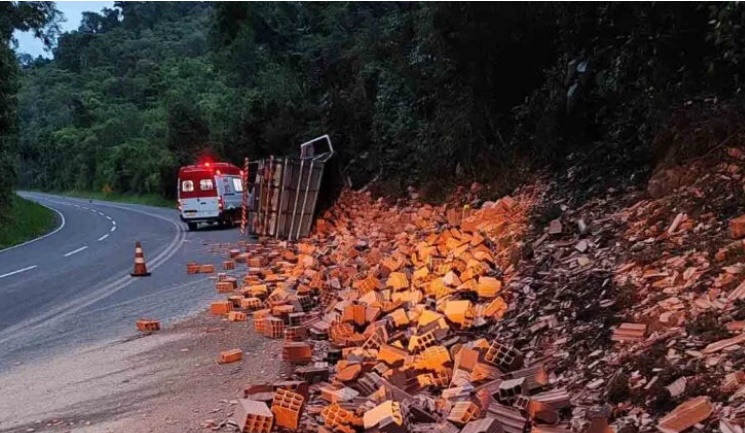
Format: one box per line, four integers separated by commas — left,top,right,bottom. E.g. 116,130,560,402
216,175,243,211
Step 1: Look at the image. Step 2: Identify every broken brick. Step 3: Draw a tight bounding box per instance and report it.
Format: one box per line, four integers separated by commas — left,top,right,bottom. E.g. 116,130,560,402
363,400,406,432
477,276,502,298
444,299,474,327
730,215,745,239
461,417,503,433
377,344,409,367
448,400,481,425
416,345,451,371
336,363,362,382
386,272,410,291
657,396,713,433
611,323,647,343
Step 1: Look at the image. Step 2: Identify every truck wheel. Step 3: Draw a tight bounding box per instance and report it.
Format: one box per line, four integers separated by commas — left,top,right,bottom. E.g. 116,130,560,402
187,222,198,231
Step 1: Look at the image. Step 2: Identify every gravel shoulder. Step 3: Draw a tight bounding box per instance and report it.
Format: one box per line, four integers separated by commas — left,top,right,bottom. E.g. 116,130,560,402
0,311,283,433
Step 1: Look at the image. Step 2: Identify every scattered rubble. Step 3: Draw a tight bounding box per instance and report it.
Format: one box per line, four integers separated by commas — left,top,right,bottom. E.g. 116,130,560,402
182,146,745,433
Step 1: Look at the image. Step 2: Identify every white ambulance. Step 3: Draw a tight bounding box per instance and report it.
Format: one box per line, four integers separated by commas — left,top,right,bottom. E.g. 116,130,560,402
177,161,243,231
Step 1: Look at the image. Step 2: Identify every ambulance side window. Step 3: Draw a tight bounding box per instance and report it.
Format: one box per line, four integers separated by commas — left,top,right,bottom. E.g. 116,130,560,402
182,180,194,192
232,178,243,192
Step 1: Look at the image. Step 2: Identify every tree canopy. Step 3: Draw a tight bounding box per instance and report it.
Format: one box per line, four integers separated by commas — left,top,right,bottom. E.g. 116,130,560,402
13,2,745,203
1,1,58,219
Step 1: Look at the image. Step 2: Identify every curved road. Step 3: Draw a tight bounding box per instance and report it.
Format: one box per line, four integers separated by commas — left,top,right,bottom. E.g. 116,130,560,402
0,192,239,371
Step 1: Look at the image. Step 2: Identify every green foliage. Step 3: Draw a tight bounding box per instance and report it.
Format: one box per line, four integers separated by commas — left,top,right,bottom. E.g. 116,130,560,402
57,189,172,208
16,2,745,203
0,195,56,250
18,2,214,200
0,2,58,221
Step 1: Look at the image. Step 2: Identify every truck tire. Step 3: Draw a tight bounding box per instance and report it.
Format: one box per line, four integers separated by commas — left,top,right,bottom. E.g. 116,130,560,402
224,213,235,228
187,222,198,231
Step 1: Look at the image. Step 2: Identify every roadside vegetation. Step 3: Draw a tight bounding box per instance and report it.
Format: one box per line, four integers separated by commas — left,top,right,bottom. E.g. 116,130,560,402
0,195,57,250
5,2,745,209
0,1,58,228
58,190,173,208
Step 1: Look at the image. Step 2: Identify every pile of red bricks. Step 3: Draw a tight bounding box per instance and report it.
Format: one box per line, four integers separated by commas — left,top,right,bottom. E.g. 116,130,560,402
192,145,745,433
199,188,589,432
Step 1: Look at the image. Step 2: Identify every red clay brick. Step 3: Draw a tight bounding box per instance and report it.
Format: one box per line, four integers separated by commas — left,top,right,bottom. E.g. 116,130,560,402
271,388,305,431
210,300,233,315
218,348,243,364
282,342,313,364
228,311,247,322
199,264,215,274
234,399,273,433
136,319,160,332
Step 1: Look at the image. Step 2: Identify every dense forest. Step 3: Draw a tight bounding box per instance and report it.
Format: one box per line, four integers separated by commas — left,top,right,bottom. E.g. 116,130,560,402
1,1,58,223
7,2,745,212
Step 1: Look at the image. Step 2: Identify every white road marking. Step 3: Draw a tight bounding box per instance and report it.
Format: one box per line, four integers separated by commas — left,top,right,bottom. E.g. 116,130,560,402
74,205,80,208
0,201,186,345
0,201,66,254
0,265,38,279
97,234,109,241
110,226,116,232
82,207,88,210
106,216,112,220
98,212,104,216
63,246,88,257
112,220,116,225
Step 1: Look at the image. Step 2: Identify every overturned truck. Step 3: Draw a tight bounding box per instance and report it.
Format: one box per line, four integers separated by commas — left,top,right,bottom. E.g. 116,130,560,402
252,135,335,241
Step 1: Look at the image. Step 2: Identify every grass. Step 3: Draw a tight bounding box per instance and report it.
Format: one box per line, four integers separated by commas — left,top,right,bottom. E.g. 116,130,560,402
56,190,174,208
0,195,58,249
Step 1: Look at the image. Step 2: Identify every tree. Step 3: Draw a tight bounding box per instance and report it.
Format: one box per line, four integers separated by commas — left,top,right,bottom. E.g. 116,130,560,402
17,1,745,205
79,8,121,34
0,1,59,218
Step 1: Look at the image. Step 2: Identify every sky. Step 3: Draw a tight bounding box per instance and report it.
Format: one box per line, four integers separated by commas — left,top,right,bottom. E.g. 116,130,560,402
13,1,114,58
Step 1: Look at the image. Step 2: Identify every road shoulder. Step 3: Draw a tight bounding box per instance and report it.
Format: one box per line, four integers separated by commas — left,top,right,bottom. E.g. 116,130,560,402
0,312,282,433
0,194,59,250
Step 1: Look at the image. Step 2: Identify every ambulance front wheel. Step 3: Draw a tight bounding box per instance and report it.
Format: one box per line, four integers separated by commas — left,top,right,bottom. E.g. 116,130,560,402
187,222,198,231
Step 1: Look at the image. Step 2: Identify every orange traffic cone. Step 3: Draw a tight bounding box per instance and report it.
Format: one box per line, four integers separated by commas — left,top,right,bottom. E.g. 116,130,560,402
131,241,151,277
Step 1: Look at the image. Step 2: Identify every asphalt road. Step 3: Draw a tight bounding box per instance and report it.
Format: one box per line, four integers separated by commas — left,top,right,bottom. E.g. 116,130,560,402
0,192,242,371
